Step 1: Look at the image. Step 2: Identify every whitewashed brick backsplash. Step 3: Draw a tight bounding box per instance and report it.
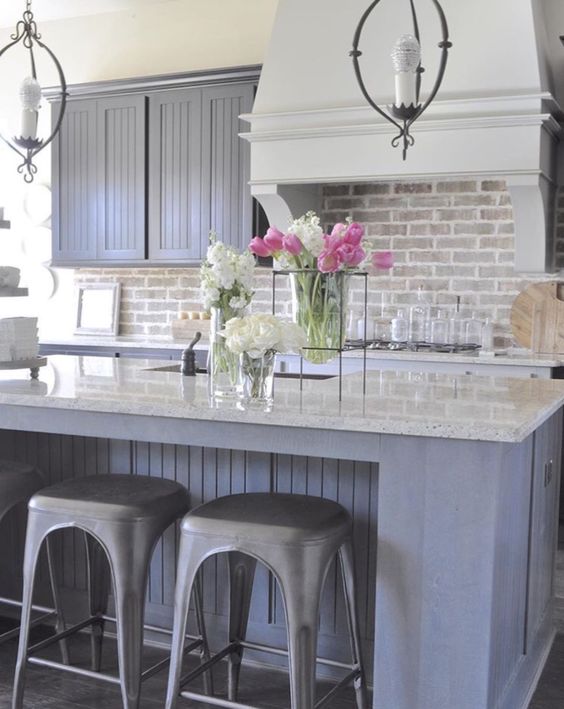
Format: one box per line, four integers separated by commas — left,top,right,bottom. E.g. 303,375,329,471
76,179,564,345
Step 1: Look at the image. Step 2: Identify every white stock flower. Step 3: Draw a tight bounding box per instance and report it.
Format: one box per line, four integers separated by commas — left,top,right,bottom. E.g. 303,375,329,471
288,211,324,258
200,238,256,312
229,296,248,311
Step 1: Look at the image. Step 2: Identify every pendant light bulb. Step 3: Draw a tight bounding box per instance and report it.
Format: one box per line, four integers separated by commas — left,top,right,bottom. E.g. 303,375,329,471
391,34,421,73
19,76,42,111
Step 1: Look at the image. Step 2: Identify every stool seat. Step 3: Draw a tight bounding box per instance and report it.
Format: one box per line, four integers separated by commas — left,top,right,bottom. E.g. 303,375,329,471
0,459,44,515
29,474,188,523
184,493,351,545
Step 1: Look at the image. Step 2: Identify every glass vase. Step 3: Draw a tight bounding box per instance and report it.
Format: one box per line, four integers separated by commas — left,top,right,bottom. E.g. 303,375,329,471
289,270,351,364
238,350,276,408
207,306,240,398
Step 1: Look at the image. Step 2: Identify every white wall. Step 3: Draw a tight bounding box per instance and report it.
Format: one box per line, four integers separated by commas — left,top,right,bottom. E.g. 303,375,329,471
0,0,278,336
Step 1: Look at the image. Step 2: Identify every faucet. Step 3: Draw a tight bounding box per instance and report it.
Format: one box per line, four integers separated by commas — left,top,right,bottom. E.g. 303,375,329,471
180,332,201,376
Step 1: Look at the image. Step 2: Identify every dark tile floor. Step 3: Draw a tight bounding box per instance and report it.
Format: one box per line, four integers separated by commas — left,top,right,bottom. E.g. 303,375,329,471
0,534,562,708
0,625,360,708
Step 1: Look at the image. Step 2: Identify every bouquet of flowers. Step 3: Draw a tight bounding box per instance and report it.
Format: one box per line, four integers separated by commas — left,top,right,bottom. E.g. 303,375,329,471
223,313,307,359
247,212,393,364
200,236,256,397
200,237,256,321
223,314,306,404
248,211,393,274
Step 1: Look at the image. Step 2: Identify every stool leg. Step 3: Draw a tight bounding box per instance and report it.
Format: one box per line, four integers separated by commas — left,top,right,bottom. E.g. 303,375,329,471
12,514,51,709
338,539,369,709
227,551,257,701
193,570,214,696
105,534,153,709
84,532,111,672
165,536,209,709
278,552,325,709
45,536,70,665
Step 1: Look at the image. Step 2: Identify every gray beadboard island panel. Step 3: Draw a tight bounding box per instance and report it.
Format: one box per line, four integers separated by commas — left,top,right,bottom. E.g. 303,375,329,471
0,356,562,709
0,431,378,674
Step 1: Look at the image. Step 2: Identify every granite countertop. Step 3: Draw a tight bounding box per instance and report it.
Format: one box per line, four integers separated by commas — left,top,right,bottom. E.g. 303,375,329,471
39,335,200,350
39,335,564,368
1,355,563,443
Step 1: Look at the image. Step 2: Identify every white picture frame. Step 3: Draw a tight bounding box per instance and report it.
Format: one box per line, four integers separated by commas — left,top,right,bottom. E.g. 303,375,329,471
74,283,121,336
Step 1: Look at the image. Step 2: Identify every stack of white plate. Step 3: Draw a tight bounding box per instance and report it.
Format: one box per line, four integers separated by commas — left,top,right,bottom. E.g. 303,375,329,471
0,317,39,361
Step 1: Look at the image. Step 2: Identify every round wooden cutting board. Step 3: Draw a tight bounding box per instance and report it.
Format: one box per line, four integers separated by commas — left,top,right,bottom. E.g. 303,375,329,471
509,281,564,352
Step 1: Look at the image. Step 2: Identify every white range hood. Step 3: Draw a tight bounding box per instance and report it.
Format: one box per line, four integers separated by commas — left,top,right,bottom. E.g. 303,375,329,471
242,0,564,273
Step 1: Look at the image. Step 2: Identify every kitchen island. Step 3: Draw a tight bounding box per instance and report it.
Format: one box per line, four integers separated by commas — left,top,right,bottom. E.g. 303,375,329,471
0,355,563,709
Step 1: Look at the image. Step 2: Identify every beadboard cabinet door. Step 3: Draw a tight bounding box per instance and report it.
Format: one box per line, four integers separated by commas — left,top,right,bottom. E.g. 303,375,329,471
148,88,202,261
97,95,147,261
52,95,146,264
52,100,98,263
202,83,254,252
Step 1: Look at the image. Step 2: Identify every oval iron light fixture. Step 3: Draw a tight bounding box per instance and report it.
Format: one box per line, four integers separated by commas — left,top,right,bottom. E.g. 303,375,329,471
350,0,452,159
0,0,67,182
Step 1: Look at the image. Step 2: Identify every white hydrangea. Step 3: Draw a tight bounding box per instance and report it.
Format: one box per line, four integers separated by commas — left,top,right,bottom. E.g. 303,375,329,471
222,314,307,359
288,211,325,258
200,237,255,317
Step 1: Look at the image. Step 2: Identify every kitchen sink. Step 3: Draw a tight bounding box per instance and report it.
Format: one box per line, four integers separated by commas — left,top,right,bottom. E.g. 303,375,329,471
145,364,335,380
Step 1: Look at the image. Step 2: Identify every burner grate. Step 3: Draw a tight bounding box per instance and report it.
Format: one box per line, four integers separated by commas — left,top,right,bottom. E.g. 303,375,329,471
345,340,481,354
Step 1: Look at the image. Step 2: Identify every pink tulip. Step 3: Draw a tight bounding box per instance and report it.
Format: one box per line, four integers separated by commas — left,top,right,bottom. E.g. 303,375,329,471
318,248,342,273
344,222,364,246
372,250,394,270
322,232,342,250
263,227,285,252
249,236,271,258
339,243,365,268
283,233,303,255
330,223,347,238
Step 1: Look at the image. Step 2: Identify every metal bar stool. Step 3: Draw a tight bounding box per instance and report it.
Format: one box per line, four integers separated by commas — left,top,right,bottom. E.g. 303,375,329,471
12,474,212,709
0,460,67,659
165,492,368,709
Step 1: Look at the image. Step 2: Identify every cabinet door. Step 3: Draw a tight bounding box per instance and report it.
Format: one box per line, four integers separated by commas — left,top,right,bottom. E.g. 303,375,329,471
97,95,147,260
52,99,98,263
202,83,254,252
148,88,202,261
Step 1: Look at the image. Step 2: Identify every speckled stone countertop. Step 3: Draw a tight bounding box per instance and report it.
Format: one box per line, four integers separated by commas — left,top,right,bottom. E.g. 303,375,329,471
39,335,202,350
39,335,564,368
1,355,564,443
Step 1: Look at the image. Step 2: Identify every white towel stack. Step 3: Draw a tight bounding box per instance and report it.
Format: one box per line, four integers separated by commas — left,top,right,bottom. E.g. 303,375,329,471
0,317,39,361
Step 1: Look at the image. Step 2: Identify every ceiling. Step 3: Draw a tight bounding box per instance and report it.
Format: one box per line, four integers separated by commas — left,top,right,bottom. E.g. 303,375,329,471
0,0,174,28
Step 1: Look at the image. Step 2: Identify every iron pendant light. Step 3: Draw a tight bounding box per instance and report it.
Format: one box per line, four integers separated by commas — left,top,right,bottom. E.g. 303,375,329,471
350,0,452,159
0,0,67,182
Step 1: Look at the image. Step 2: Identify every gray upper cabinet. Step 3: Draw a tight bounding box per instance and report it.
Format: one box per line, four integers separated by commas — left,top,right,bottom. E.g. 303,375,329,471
97,95,147,261
202,83,254,253
52,99,98,263
52,95,146,264
49,67,259,267
148,88,202,261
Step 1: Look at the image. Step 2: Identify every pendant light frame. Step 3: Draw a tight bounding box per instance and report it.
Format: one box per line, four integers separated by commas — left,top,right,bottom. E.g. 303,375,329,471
0,1,67,182
350,0,452,159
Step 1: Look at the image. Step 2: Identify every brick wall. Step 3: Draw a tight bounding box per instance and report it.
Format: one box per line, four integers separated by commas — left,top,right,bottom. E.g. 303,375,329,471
76,179,564,345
